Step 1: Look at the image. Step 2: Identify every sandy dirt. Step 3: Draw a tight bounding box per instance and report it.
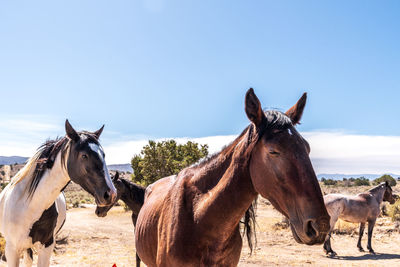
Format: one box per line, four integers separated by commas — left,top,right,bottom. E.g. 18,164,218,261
3,201,400,266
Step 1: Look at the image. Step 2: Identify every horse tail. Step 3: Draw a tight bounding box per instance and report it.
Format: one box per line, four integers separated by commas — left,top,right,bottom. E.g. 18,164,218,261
242,198,257,254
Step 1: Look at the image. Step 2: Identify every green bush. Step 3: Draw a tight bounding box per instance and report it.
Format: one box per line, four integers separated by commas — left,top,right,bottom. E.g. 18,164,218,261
131,140,209,186
321,178,337,186
374,174,397,186
354,177,370,186
0,183,8,190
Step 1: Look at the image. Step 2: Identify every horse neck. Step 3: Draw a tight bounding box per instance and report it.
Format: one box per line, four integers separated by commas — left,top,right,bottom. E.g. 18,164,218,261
370,186,385,204
21,152,70,213
189,128,258,234
119,180,144,215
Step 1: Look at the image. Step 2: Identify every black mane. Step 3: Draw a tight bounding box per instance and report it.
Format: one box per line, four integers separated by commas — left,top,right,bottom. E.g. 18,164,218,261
28,132,99,198
186,109,292,254
120,177,145,210
243,110,292,253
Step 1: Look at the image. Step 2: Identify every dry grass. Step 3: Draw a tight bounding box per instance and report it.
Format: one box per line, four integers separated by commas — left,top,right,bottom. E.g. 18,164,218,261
332,220,358,235
2,184,400,266
388,199,400,221
0,235,4,258
63,182,95,207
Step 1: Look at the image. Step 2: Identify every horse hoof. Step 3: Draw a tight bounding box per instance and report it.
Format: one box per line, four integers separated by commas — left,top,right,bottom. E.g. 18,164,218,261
358,247,364,252
327,251,337,257
369,250,375,255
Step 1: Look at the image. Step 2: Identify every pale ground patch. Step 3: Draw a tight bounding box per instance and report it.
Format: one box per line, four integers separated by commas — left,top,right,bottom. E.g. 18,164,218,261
2,193,400,266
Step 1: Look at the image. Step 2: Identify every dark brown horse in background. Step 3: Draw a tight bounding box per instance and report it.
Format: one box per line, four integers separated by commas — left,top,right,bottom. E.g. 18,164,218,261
135,88,331,266
95,171,145,267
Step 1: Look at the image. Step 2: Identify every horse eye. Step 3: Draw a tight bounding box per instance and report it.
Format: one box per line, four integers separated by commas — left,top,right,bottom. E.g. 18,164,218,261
269,151,279,155
82,154,88,159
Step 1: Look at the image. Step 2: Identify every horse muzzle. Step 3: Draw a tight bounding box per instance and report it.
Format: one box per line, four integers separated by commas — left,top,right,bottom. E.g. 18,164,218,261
289,216,330,245
94,187,117,207
95,207,108,217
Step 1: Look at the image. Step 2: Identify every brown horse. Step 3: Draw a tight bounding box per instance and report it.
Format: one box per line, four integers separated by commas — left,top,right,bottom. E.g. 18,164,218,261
135,88,330,266
323,181,396,256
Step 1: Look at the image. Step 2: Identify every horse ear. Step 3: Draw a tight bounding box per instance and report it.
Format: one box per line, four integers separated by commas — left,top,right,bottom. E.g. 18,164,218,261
245,88,265,127
285,93,307,125
385,181,389,187
114,171,119,180
93,125,104,139
65,120,80,142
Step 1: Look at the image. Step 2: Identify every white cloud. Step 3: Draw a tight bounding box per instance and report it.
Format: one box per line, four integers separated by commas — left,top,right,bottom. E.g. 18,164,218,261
0,116,62,156
1,116,399,175
104,132,400,175
103,135,237,164
303,131,400,174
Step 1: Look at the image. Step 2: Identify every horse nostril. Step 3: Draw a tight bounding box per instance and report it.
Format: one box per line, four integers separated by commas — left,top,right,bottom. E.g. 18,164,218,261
306,220,318,239
104,191,110,200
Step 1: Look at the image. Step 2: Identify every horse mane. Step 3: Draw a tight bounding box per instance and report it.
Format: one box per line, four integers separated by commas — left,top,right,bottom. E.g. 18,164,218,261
25,137,70,198
11,131,99,198
242,110,291,254
120,177,146,206
10,138,68,188
189,109,292,254
190,125,252,169
368,182,387,193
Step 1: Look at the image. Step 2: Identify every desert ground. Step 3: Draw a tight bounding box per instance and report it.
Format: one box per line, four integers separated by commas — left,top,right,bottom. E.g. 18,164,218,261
2,184,400,266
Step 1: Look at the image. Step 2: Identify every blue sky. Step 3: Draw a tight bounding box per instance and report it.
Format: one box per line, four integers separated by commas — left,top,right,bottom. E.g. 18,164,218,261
1,1,400,172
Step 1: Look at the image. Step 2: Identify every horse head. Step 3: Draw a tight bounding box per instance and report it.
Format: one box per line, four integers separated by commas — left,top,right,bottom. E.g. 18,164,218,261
65,120,117,207
383,181,396,204
95,171,124,217
245,89,330,245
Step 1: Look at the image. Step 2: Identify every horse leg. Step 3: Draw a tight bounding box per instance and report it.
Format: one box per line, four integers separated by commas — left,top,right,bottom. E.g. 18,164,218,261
357,223,365,252
22,249,33,267
323,213,338,256
133,215,141,267
323,232,336,256
367,219,376,254
37,242,55,267
5,243,20,267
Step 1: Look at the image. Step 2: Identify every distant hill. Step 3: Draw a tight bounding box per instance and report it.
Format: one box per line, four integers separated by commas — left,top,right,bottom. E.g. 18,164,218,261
0,156,28,165
317,173,400,180
107,164,132,173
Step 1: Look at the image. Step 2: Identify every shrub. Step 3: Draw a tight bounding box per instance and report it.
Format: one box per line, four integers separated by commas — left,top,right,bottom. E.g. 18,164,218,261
322,178,337,186
354,177,370,186
333,220,357,235
131,140,209,186
0,234,4,257
0,183,8,190
72,200,80,208
123,202,131,212
388,199,400,222
374,174,397,186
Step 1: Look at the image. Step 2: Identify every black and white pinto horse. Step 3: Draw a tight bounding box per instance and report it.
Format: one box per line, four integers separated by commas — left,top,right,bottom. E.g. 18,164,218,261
0,120,117,267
